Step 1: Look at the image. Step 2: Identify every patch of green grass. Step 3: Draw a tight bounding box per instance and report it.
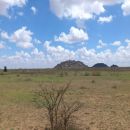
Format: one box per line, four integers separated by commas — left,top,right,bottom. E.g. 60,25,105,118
0,73,67,83
30,75,66,82
0,88,33,105
0,70,130,105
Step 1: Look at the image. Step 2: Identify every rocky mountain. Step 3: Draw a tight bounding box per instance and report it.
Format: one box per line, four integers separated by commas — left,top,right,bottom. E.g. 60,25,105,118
92,63,108,68
54,60,88,69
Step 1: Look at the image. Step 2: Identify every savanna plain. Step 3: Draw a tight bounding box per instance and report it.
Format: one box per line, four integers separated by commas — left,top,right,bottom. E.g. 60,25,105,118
0,69,130,130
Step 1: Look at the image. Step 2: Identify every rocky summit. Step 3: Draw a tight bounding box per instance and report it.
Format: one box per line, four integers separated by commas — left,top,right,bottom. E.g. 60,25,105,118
54,60,88,69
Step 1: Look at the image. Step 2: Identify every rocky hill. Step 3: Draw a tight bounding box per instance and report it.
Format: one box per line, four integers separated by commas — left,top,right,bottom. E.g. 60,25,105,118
54,60,88,69
111,64,119,68
92,63,108,68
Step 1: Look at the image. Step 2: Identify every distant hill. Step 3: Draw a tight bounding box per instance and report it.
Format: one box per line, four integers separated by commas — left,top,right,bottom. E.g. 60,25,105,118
93,63,108,68
54,60,88,69
111,64,119,68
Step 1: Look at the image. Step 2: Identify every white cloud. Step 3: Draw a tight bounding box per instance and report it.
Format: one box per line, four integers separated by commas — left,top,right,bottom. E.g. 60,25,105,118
99,0,123,5
1,31,9,39
11,27,33,48
75,19,86,29
34,39,42,44
50,0,130,20
121,0,130,16
98,15,113,23
1,39,130,68
18,12,24,16
50,0,105,20
55,27,88,44
97,40,107,49
125,39,130,43
1,27,33,49
43,40,130,67
44,41,75,62
0,0,27,17
112,41,121,46
31,48,44,59
0,49,46,68
31,6,37,15
15,51,31,59
0,41,5,49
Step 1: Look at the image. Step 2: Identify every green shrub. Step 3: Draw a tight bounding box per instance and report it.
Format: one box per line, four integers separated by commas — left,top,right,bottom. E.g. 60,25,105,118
91,80,95,83
92,71,101,76
84,72,90,76
112,85,117,89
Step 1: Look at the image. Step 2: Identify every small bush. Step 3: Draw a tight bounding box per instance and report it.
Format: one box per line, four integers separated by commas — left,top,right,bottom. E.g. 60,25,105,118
34,82,82,130
91,80,95,83
17,74,20,77
80,86,87,89
112,85,117,89
92,71,101,76
84,72,90,76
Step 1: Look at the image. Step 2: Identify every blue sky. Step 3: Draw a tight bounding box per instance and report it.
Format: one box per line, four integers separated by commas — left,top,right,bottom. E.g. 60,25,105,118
0,0,130,68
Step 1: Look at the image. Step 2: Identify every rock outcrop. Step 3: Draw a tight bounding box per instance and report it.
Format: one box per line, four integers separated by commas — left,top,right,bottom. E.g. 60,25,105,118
54,60,88,69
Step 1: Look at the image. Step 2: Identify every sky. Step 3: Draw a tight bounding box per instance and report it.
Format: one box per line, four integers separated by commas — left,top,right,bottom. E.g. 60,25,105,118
0,0,130,68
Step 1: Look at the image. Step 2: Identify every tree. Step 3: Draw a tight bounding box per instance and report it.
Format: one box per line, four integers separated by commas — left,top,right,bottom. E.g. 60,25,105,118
3,66,7,72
